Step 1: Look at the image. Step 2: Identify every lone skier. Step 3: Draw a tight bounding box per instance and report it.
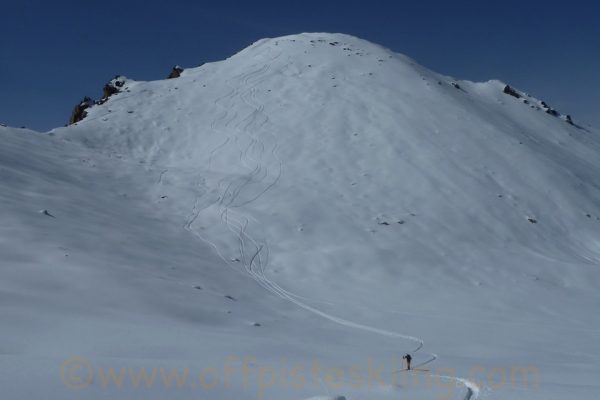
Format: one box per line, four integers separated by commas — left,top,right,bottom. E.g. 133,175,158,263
403,353,412,370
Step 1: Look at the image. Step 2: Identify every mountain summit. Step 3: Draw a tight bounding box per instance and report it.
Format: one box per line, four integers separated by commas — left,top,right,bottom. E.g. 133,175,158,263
58,32,600,271
2,33,600,400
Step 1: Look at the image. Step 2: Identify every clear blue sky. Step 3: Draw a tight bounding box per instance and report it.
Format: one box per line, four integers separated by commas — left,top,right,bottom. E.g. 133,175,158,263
1,0,598,131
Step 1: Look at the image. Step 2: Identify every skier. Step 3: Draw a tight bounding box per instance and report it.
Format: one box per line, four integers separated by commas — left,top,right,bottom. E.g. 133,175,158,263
403,353,412,370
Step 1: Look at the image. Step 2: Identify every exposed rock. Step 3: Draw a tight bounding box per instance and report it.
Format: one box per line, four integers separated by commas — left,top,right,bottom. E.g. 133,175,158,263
102,84,118,99
68,75,127,123
39,209,56,218
503,85,521,98
69,96,94,125
565,115,574,125
167,65,184,79
540,100,560,117
98,75,126,104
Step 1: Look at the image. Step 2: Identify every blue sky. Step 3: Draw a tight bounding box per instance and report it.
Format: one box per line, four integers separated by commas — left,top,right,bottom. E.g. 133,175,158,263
1,0,598,131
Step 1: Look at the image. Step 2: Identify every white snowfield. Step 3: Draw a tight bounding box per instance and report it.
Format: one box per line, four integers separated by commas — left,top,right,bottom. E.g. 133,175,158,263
1,33,599,400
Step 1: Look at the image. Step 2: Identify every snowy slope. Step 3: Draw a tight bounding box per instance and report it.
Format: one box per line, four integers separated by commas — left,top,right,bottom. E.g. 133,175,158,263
2,33,600,400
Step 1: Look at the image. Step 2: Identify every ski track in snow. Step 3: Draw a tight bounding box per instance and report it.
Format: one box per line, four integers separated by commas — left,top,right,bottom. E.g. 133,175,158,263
181,50,481,400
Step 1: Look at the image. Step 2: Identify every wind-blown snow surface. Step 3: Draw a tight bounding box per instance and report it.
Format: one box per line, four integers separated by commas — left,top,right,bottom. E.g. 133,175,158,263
2,33,600,399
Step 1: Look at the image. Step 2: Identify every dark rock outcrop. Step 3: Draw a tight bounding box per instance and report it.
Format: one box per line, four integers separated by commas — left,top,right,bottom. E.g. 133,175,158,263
503,85,521,98
68,75,128,123
69,96,94,125
539,100,562,118
167,65,184,79
102,83,119,99
565,115,574,125
100,75,126,103
93,76,127,106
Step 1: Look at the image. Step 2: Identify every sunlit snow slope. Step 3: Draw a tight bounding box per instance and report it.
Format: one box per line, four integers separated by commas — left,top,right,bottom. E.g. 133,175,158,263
2,33,600,400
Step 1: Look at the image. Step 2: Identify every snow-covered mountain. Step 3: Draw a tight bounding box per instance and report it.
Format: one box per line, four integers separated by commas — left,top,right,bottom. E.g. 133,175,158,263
2,33,599,400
